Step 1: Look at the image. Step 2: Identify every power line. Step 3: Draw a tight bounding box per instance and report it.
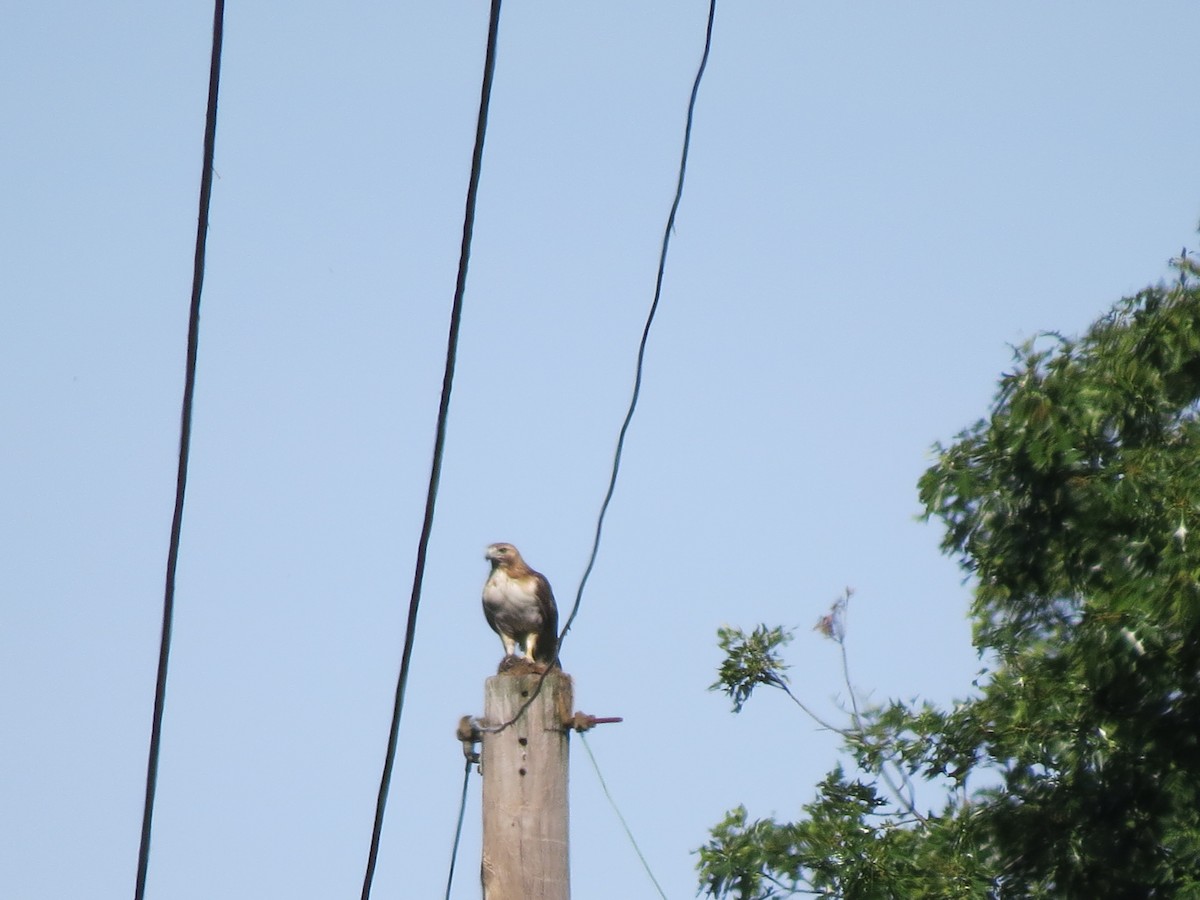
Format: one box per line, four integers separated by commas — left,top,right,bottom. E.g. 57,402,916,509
359,1,505,897
443,759,474,900
485,0,719,736
579,733,669,900
557,0,718,649
133,3,225,898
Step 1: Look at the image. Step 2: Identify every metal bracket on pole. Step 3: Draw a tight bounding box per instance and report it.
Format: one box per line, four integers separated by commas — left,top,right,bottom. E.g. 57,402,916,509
564,712,623,732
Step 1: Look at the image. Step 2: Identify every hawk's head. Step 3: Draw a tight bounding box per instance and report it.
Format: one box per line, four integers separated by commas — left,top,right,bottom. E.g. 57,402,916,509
485,542,521,570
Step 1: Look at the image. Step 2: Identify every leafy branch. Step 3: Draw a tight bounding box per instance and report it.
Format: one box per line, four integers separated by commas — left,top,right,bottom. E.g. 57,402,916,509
711,591,926,822
700,266,1200,898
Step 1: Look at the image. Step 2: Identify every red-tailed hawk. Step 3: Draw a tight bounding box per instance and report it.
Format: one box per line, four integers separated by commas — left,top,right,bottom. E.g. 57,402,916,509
482,542,558,666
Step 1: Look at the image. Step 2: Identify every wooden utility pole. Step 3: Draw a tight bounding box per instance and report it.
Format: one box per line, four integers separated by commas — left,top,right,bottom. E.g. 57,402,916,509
480,670,573,900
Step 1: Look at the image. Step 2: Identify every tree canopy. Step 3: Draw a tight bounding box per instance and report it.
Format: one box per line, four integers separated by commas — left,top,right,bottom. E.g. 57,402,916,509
700,265,1200,898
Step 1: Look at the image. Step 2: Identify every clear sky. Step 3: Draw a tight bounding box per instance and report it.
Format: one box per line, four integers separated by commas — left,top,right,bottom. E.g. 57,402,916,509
3,2,1199,898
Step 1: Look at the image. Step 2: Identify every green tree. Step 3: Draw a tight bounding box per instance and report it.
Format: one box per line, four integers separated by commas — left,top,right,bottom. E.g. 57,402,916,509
700,260,1200,898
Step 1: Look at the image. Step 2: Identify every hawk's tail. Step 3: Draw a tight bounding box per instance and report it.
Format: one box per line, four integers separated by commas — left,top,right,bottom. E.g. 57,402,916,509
535,619,560,667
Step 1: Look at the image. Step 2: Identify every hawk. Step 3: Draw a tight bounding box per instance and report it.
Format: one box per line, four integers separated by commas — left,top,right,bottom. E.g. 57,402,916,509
482,542,559,666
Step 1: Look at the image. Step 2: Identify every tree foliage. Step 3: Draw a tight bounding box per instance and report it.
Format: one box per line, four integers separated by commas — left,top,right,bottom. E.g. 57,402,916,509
700,268,1200,898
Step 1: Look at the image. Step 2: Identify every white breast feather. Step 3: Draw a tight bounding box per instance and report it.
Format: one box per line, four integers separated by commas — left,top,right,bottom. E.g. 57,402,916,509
483,570,543,635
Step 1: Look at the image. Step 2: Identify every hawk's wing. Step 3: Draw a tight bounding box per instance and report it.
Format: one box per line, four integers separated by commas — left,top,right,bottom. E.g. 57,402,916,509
533,571,559,665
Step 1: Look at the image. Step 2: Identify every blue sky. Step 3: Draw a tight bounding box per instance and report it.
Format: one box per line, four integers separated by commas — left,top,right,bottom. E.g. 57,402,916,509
3,2,1199,898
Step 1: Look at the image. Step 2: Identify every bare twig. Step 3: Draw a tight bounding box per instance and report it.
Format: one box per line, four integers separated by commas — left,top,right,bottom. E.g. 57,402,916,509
821,590,927,824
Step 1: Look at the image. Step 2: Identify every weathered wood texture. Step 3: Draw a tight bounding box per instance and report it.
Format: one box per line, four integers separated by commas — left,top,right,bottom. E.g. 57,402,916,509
481,671,572,900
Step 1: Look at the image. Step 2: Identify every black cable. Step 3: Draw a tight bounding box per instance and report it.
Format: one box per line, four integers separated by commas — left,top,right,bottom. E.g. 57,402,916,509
558,0,717,648
486,0,719,735
443,759,474,900
133,3,225,899
359,2,505,897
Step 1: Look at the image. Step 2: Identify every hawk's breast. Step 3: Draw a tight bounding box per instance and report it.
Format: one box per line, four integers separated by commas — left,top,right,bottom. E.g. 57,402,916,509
482,570,544,636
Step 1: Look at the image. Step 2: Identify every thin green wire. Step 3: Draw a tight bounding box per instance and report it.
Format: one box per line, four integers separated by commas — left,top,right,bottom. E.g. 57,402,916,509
579,733,669,900
443,758,473,900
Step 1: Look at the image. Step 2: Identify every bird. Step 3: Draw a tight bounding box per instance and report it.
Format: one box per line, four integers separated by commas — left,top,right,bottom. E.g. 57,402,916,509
482,542,559,667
